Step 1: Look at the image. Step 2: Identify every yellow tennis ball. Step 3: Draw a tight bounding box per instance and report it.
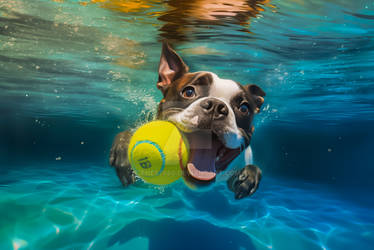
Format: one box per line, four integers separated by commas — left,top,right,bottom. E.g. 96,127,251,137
128,121,189,185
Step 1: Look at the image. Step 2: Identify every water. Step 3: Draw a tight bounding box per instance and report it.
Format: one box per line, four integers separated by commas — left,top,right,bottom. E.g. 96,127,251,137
1,0,373,249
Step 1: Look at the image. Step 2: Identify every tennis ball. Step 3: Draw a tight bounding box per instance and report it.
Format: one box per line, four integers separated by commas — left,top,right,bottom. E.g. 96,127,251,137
128,121,189,185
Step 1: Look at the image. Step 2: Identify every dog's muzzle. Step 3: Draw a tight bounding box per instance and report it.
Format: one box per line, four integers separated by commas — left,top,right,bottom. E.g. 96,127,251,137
196,98,229,129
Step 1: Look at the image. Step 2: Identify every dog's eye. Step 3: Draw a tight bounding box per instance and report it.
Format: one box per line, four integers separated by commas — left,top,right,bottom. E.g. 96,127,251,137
182,86,196,98
239,103,250,114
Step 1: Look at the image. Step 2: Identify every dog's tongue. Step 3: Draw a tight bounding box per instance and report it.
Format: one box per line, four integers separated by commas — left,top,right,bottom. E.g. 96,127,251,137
186,132,219,181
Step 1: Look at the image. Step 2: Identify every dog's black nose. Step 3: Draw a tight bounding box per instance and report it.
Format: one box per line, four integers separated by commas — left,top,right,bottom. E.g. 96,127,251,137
200,98,228,120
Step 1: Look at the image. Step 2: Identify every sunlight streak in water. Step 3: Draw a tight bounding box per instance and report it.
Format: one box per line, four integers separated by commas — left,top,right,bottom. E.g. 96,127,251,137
0,165,373,249
1,0,374,249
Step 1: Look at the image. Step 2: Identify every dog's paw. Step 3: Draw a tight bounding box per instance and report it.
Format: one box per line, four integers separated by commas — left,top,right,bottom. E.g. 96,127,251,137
115,166,136,187
227,165,262,200
109,131,137,187
109,131,132,168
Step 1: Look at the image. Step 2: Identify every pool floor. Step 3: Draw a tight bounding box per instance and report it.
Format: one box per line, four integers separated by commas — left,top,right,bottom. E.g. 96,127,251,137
1,164,373,250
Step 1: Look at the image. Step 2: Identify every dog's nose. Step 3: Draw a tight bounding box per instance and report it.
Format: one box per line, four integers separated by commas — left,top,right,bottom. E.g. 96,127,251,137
200,98,228,120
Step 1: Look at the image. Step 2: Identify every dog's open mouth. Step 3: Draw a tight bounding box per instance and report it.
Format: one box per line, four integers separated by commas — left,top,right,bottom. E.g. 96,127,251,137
185,132,240,182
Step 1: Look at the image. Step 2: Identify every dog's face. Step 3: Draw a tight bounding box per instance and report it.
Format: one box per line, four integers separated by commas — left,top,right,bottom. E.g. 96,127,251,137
156,43,265,183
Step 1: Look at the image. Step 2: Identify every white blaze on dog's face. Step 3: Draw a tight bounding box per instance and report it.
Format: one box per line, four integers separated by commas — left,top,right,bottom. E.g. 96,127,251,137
156,42,265,182
169,72,244,149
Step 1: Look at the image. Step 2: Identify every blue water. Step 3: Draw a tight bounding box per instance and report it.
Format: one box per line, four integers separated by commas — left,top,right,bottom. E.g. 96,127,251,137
1,0,374,249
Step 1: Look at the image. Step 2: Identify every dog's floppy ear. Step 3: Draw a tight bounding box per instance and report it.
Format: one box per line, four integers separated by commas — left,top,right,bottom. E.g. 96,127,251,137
157,42,189,95
245,84,266,113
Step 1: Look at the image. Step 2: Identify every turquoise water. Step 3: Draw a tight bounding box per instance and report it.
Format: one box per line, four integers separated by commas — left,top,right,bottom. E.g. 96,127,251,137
1,165,373,249
1,0,374,249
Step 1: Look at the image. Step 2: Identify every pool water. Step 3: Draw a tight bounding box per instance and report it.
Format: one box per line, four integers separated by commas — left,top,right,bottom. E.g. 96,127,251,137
1,0,374,249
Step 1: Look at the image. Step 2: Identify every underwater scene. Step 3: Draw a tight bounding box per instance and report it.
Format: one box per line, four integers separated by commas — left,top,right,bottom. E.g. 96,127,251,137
1,0,374,249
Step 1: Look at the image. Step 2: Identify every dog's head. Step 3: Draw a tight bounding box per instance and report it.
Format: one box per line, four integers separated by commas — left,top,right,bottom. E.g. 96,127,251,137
156,42,265,183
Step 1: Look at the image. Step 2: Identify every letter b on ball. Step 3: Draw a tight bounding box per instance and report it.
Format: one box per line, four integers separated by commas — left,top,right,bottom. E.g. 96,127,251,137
128,121,189,185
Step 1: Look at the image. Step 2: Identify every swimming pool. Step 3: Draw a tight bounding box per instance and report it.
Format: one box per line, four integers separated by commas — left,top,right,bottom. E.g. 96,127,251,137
1,0,373,249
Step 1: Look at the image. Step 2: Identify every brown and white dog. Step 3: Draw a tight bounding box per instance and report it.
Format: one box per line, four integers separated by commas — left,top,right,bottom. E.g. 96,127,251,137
109,42,265,199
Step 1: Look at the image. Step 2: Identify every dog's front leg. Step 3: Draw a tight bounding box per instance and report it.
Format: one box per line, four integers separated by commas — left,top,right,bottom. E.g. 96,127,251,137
109,131,136,187
227,165,262,199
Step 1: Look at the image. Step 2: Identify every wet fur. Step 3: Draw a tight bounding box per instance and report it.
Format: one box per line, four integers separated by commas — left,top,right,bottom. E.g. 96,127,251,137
109,42,265,199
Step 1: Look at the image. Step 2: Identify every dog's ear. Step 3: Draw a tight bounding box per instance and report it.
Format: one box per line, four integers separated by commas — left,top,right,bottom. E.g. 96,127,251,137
157,42,189,95
245,84,266,113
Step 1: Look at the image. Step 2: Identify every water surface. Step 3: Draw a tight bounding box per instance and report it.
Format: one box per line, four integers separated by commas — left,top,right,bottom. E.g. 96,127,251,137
1,0,374,249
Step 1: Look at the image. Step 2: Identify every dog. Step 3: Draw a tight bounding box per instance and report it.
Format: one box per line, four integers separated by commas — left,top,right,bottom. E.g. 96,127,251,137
109,42,265,199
